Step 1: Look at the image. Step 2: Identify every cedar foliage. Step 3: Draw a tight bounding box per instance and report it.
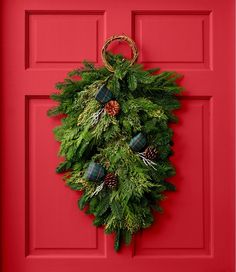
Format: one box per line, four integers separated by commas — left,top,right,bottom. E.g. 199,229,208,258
48,53,183,251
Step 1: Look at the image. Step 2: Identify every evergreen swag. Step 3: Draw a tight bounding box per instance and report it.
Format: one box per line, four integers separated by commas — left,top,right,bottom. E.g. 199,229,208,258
48,50,183,251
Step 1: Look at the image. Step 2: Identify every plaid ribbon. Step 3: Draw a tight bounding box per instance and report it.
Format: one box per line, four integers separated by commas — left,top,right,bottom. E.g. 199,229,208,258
129,133,147,152
85,162,105,181
95,85,113,104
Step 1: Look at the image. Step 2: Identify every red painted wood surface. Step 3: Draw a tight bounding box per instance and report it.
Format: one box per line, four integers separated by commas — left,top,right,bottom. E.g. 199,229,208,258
0,0,235,271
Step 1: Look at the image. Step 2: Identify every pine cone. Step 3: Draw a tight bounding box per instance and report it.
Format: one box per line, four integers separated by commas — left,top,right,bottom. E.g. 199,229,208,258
104,100,120,116
104,173,118,189
144,146,158,160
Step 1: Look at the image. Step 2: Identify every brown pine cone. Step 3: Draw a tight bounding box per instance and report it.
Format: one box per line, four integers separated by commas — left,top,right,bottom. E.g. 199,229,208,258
104,100,120,116
144,146,158,160
104,173,118,189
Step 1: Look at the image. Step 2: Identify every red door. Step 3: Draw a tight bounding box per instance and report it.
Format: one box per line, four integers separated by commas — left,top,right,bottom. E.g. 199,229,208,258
1,0,235,271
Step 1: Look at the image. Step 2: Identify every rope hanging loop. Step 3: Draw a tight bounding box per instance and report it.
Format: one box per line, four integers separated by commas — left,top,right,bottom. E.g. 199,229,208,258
101,34,139,72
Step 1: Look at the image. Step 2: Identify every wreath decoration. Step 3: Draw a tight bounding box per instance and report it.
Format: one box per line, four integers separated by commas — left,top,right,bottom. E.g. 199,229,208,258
48,35,183,251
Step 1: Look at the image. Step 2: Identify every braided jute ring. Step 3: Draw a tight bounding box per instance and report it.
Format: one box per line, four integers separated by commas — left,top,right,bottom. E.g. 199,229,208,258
101,35,139,72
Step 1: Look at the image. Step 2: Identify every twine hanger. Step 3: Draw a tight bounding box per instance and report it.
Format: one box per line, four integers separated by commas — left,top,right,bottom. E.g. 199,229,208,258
101,34,139,72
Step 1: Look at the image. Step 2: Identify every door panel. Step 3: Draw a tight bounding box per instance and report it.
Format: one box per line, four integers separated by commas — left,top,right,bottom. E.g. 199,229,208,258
133,11,211,69
1,0,234,271
26,11,105,69
135,98,211,256
26,97,106,256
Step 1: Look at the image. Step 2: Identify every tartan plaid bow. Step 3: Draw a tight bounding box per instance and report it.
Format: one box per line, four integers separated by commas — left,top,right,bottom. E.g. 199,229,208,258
129,133,147,152
85,162,106,181
95,84,113,104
